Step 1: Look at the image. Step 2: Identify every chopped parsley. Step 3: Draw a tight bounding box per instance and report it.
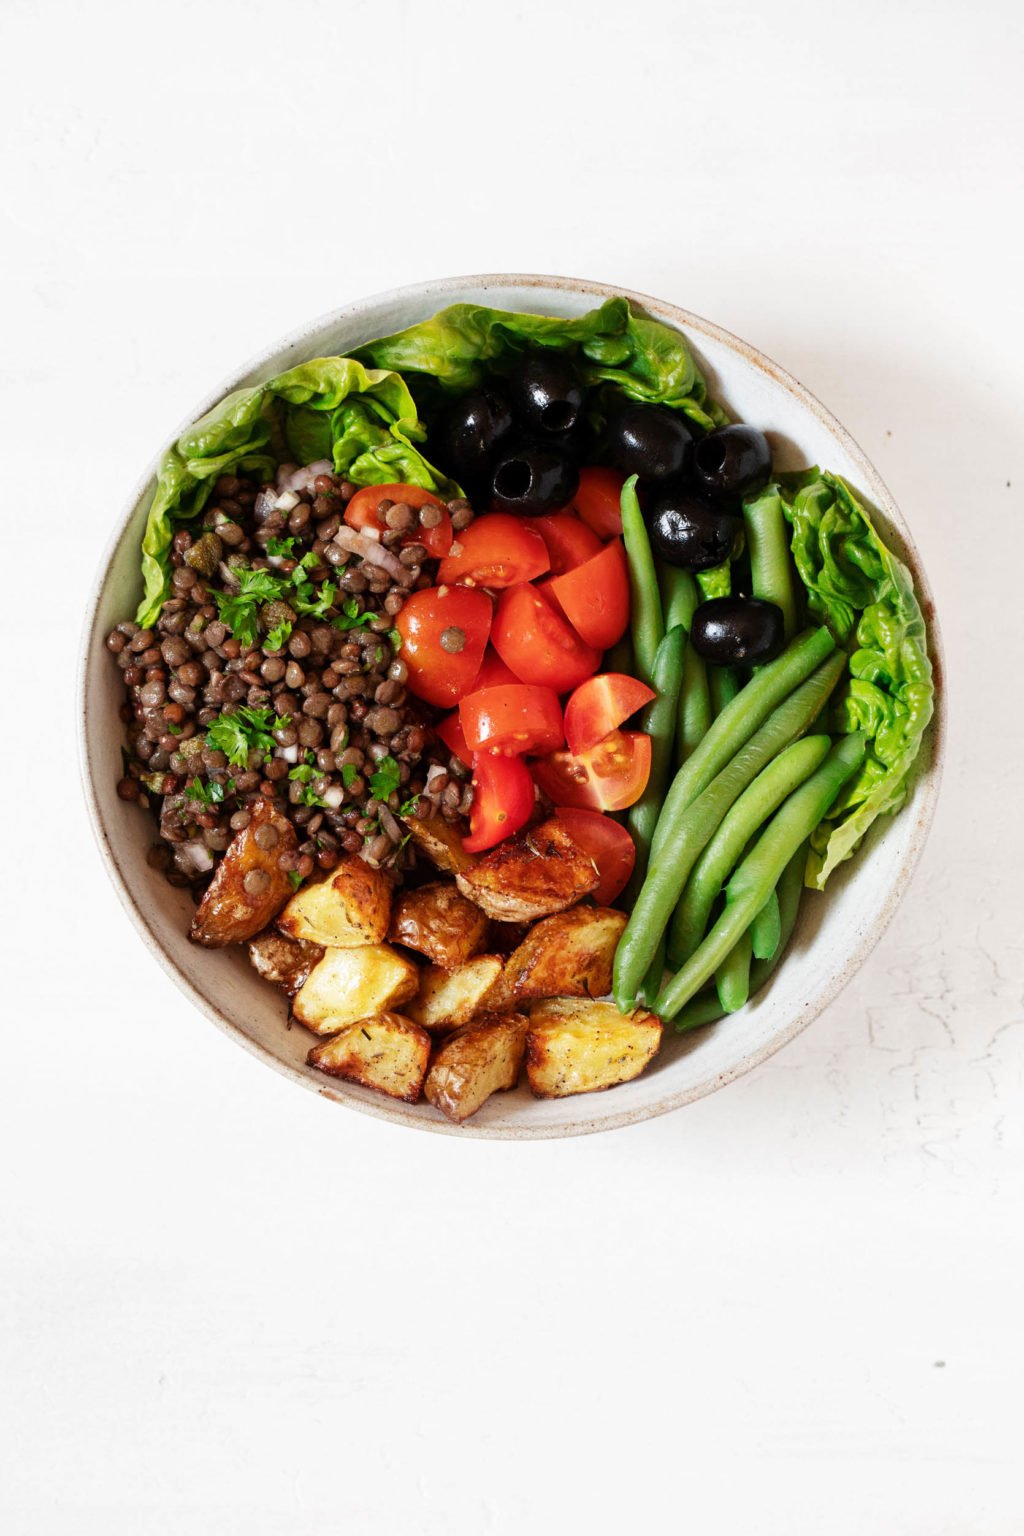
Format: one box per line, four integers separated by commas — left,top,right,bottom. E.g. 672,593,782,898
399,795,420,817
288,753,328,808
266,536,297,559
264,621,293,652
389,628,403,651
184,776,235,806
341,763,359,788
369,755,402,801
287,869,304,891
212,556,339,646
333,596,375,633
205,706,289,767
213,567,282,649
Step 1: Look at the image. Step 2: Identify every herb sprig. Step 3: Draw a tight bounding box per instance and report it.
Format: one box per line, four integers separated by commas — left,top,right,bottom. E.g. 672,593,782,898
205,706,289,768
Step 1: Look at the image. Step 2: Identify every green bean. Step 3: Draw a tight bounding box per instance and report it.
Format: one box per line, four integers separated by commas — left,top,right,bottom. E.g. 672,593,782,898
715,929,752,1012
613,652,845,1007
654,736,867,1018
696,560,731,600
638,933,667,1009
674,841,808,1032
604,630,634,676
660,566,699,634
709,665,740,717
650,627,835,865
750,889,782,960
620,474,664,686
666,734,832,967
623,625,686,907
744,487,799,640
677,642,711,764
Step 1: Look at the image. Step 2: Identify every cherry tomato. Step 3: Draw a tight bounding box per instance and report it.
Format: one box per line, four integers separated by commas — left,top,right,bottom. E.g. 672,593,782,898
550,808,636,906
394,586,492,707
438,513,549,588
563,672,656,756
532,729,652,812
545,539,630,649
569,466,626,539
525,513,603,575
463,751,535,853
436,711,472,766
469,648,520,691
491,584,602,695
460,684,564,757
345,483,453,559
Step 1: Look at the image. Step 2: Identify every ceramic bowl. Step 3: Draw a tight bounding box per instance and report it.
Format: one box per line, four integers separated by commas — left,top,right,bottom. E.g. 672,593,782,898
78,275,944,1138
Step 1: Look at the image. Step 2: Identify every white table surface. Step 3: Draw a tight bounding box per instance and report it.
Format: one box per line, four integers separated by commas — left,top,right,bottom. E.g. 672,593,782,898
2,1,1022,1530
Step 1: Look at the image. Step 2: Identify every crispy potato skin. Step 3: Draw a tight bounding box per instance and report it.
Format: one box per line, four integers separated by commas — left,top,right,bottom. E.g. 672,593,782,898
248,929,324,996
308,1013,431,1102
424,1012,529,1124
405,955,505,1032
292,945,420,1035
403,815,479,875
190,799,297,947
455,820,598,922
525,997,662,1099
389,881,490,968
490,907,627,1008
277,855,392,948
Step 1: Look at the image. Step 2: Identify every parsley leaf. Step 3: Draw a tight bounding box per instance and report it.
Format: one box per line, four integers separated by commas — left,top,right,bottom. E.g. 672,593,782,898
205,706,289,767
265,621,293,652
341,763,359,788
389,628,403,651
184,777,233,806
399,795,420,817
287,869,304,891
333,596,374,633
288,754,328,807
214,566,286,648
266,536,297,559
369,755,401,801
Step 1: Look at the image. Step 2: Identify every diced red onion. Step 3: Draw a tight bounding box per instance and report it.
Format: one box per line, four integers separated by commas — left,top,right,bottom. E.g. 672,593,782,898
179,840,215,875
322,786,344,810
273,489,300,513
332,525,404,579
275,744,300,764
254,487,278,523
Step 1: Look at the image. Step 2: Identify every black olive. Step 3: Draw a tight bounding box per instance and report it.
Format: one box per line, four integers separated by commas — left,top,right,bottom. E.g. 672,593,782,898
606,403,694,486
490,441,580,516
506,349,585,435
692,424,772,505
690,597,785,666
649,493,740,573
438,386,514,486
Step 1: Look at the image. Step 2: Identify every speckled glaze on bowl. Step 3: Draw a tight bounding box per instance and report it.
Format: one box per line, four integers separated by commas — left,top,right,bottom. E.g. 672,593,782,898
78,275,945,1139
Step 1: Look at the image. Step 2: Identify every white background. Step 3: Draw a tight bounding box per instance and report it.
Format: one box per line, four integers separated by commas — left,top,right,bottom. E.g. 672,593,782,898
2,1,1022,1531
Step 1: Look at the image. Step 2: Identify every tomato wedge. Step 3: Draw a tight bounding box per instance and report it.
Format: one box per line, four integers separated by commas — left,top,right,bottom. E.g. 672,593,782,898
394,586,492,707
469,647,520,691
526,513,603,575
436,711,472,767
563,673,656,756
551,808,636,906
438,513,549,588
545,539,630,649
569,467,626,539
463,751,536,853
345,483,453,559
460,684,564,757
532,729,652,812
491,584,602,695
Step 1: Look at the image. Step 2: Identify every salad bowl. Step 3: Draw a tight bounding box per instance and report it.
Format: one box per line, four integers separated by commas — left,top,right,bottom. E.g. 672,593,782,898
78,274,944,1138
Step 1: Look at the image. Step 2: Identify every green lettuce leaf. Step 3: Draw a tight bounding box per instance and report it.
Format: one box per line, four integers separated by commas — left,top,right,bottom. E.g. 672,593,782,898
777,471,934,886
136,358,455,626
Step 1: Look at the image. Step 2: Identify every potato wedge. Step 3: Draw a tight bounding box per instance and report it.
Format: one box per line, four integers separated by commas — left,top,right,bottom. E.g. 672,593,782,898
405,955,504,1033
277,854,392,948
403,813,478,875
190,798,297,947
455,819,598,922
490,907,626,1008
424,1012,529,1124
292,945,420,1035
389,881,489,968
248,929,323,996
525,997,662,1098
308,1013,431,1102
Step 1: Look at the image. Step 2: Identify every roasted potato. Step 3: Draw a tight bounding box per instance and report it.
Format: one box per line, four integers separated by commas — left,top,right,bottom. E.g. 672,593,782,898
403,813,478,875
424,1012,529,1124
525,997,662,1099
190,799,297,947
248,929,323,996
277,855,392,948
308,1013,431,1102
292,944,420,1035
389,881,490,968
490,907,626,1008
455,819,598,922
405,955,505,1033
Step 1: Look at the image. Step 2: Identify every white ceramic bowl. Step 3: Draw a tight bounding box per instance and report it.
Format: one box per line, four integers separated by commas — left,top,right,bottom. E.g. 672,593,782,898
79,275,944,1138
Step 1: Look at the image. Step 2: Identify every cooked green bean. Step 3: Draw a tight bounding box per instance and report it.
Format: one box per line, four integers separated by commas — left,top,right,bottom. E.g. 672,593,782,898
638,933,667,1009
715,929,752,1012
744,486,799,640
613,652,845,1006
667,734,832,967
677,642,711,764
750,889,782,960
655,735,867,1018
620,474,664,686
709,665,740,717
660,566,699,634
624,625,686,906
696,560,731,600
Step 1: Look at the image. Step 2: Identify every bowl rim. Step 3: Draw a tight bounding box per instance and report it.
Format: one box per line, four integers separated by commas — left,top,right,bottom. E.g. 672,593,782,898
77,271,946,1139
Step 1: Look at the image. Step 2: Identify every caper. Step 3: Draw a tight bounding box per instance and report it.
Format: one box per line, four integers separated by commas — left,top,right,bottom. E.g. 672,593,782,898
184,531,224,577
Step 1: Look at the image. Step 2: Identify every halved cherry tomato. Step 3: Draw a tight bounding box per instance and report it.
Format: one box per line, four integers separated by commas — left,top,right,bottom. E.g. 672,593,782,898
469,647,520,691
438,513,549,588
569,466,626,539
532,729,652,812
345,483,453,559
394,586,492,707
551,807,636,906
460,684,564,757
491,584,602,695
545,539,630,649
463,751,536,853
563,672,656,756
437,711,472,766
526,513,603,575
